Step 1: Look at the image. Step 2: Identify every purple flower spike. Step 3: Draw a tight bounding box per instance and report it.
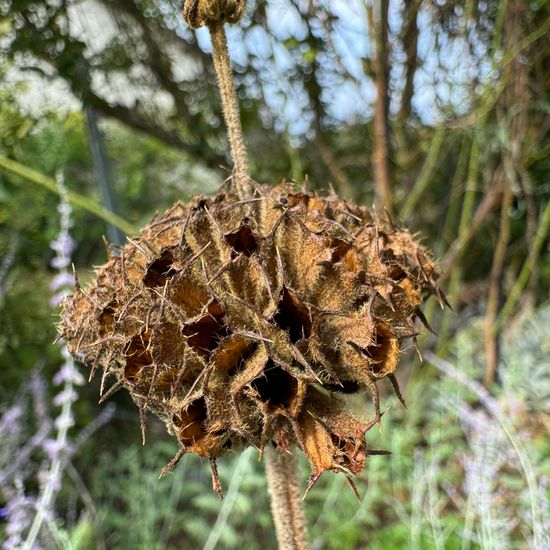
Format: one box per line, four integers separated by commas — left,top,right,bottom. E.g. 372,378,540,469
53,387,78,407
50,272,75,291
42,439,62,461
53,362,85,386
57,202,71,217
0,405,24,435
50,256,71,270
50,291,69,308
49,234,75,257
54,414,75,431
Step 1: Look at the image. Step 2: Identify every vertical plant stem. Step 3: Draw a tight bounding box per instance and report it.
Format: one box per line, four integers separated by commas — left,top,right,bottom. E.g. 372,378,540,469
265,447,309,550
416,136,468,355
494,198,550,332
483,179,511,387
207,21,252,199
316,136,352,198
485,0,530,387
400,127,445,220
436,135,482,353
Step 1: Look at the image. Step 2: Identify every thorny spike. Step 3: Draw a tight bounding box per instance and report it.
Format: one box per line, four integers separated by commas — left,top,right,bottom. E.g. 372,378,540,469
363,375,382,425
388,374,407,409
412,335,423,362
303,471,323,500
345,475,361,502
362,410,385,434
79,288,102,310
384,208,397,230
88,360,98,383
127,237,154,261
210,457,224,500
416,308,437,335
71,263,80,291
102,235,110,252
233,331,274,344
178,211,193,247
99,363,110,398
290,343,323,384
437,287,452,310
367,449,392,456
139,400,147,445
98,379,124,404
147,363,160,400
159,446,187,478
170,352,188,398
181,368,208,408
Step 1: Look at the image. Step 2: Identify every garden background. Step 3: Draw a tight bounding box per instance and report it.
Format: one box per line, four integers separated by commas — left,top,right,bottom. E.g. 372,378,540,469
0,0,549,548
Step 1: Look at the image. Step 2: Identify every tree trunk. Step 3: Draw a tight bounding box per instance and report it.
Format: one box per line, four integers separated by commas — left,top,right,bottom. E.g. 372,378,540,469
484,0,530,387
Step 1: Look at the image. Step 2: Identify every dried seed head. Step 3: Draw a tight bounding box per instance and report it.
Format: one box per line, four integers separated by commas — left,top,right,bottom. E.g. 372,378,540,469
183,0,246,29
60,183,443,487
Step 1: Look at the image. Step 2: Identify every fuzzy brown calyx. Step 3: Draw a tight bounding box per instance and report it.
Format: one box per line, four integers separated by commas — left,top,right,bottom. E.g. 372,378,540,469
60,182,443,490
183,0,246,29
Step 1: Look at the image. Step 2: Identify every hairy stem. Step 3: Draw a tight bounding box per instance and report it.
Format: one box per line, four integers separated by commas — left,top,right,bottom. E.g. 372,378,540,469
264,446,309,550
207,21,252,199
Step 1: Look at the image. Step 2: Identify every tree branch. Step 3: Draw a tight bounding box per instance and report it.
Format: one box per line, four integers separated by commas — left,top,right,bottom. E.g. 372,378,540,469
398,0,420,122
368,1,392,213
88,92,225,167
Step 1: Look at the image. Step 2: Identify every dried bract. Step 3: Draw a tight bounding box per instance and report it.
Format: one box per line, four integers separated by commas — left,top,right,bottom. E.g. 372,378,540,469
60,183,443,488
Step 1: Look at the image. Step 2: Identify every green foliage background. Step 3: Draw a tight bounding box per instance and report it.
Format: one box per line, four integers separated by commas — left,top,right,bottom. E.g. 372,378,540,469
0,0,549,548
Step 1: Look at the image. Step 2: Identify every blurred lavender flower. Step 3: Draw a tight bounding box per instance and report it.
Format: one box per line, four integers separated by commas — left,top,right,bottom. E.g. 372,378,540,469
1,480,37,550
53,361,85,386
53,387,78,408
50,272,75,292
21,172,80,548
427,351,550,550
0,172,114,550
48,182,76,307
0,405,24,437
42,439,72,462
49,234,75,258
2,174,73,547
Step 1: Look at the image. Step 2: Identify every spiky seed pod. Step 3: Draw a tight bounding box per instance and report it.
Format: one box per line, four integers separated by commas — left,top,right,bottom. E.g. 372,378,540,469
60,182,443,491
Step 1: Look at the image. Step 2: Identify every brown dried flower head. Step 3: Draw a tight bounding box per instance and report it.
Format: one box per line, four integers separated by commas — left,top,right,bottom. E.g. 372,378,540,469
60,182,444,493
183,0,246,29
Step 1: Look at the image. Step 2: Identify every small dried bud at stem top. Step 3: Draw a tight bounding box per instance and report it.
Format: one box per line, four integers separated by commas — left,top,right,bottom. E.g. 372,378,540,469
183,0,246,29
182,0,252,199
